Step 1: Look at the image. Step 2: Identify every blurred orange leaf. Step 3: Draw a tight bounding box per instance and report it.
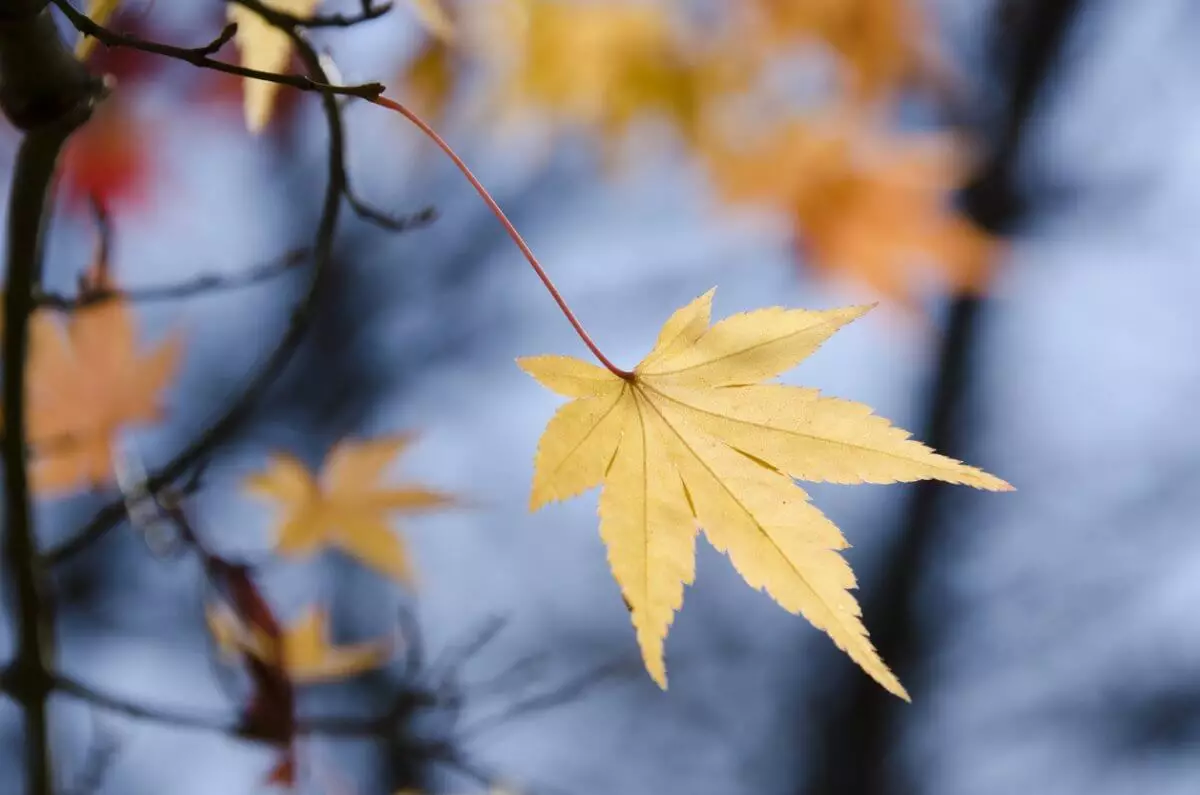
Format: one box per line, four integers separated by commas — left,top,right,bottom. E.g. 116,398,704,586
706,117,998,306
748,0,939,101
244,436,454,583
19,262,181,496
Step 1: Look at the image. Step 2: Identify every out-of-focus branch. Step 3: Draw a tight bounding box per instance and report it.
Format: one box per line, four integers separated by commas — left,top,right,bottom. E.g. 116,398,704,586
43,1,441,567
63,712,122,795
54,674,427,738
0,4,107,795
457,658,632,741
347,190,438,233
45,16,357,567
804,3,1087,794
56,680,527,793
35,248,311,310
3,124,77,795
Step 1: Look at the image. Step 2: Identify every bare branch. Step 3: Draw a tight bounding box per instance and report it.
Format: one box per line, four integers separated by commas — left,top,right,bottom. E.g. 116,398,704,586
457,658,632,741
35,248,311,310
347,191,438,233
296,1,395,28
45,26,352,567
50,0,385,102
0,8,107,794
54,674,428,740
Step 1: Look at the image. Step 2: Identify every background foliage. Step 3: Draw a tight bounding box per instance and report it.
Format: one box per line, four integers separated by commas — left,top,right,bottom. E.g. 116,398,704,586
0,1,1196,794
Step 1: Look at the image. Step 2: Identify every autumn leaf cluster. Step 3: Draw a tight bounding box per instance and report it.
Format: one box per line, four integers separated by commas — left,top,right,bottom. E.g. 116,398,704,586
16,258,451,710
397,0,998,307
45,0,1016,774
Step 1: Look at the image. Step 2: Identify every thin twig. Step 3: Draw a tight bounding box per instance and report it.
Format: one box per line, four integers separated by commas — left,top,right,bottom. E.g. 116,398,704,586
35,248,310,310
54,675,401,738
346,189,438,233
44,25,354,567
50,0,385,102
371,94,635,380
457,658,630,741
295,1,395,28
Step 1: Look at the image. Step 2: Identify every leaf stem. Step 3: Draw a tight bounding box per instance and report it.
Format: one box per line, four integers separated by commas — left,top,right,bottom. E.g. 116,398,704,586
370,95,635,380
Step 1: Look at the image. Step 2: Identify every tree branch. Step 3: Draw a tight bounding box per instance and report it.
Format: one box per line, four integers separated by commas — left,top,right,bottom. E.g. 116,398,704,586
54,674,407,738
44,21,353,567
3,121,72,795
34,248,311,310
289,0,394,28
50,0,385,102
0,5,106,795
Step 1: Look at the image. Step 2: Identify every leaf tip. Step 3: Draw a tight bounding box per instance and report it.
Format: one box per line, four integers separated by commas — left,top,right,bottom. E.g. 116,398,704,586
973,470,1014,492
528,489,550,513
849,302,878,321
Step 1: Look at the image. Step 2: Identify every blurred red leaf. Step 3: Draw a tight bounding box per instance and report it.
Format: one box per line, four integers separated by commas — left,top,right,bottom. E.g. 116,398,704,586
58,98,156,213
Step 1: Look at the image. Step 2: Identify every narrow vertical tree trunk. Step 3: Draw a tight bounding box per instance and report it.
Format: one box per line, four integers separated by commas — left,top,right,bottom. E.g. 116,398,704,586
0,3,104,793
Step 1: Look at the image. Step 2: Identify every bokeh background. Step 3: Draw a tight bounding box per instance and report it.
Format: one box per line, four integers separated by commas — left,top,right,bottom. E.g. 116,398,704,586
2,0,1198,793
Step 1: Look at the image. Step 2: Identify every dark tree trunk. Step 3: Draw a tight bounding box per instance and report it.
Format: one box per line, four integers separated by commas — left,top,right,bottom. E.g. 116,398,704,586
803,2,1088,793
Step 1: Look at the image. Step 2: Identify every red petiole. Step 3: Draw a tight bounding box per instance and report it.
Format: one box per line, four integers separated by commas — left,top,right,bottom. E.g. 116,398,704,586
369,95,635,381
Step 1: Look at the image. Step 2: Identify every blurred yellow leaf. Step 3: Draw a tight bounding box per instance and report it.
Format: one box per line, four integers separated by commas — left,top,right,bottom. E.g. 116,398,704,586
76,0,122,60
477,0,707,144
208,605,393,682
228,0,321,133
520,289,1009,691
244,435,454,583
402,37,455,123
706,117,997,306
17,264,181,495
409,0,456,41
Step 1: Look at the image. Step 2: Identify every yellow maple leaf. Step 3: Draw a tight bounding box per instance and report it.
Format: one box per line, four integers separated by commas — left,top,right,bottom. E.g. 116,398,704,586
17,269,181,495
76,0,123,60
706,117,997,306
519,290,1010,693
208,604,393,682
229,0,321,134
244,436,453,583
